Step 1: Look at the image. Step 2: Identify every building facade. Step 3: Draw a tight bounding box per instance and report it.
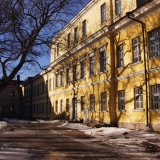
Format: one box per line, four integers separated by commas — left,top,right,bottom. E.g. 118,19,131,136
0,76,22,117
21,0,160,131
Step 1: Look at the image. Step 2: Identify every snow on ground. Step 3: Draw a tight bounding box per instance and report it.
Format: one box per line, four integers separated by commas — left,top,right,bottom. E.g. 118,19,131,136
1,118,160,146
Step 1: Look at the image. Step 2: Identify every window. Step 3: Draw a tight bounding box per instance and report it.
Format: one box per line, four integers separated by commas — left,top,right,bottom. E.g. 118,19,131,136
148,28,160,58
115,0,121,15
118,90,125,110
37,84,39,95
42,82,44,94
152,85,160,110
55,100,58,112
60,100,63,112
66,68,70,85
10,90,15,97
132,37,141,63
33,86,36,96
82,20,86,37
49,78,52,90
137,0,151,7
67,33,71,48
55,72,59,88
73,64,77,82
74,27,78,43
101,3,106,24
101,92,107,111
81,96,85,111
134,88,143,109
66,98,69,112
60,71,63,86
57,43,59,56
117,45,124,68
80,60,85,79
45,103,48,114
99,46,106,72
89,56,95,76
90,94,95,111
46,80,48,92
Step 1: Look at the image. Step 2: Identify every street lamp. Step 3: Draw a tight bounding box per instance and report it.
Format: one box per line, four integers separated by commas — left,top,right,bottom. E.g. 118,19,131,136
126,12,149,127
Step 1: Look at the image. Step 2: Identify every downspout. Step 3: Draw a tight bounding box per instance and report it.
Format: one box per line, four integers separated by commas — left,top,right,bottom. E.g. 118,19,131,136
126,12,149,127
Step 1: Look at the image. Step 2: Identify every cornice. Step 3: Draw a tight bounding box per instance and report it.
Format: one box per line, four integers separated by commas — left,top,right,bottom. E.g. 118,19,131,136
53,0,101,40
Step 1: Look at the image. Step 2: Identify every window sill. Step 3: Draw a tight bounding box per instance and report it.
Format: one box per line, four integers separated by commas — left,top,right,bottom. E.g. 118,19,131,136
100,21,107,27
80,78,86,81
117,110,127,112
114,13,122,19
117,67,124,70
90,110,96,113
100,110,108,113
149,109,160,112
130,61,143,66
133,108,145,112
99,70,108,74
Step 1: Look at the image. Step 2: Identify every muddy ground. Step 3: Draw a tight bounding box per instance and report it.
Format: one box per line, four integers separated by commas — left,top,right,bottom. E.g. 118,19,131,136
0,121,160,160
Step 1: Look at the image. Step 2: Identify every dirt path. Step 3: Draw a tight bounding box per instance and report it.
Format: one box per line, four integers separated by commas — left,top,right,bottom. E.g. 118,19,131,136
0,121,159,160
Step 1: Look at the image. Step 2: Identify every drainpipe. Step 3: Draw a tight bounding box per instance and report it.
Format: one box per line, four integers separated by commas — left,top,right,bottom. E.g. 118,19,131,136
126,12,149,127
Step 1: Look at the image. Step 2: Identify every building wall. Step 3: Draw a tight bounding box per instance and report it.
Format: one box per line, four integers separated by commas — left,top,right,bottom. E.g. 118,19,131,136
21,0,160,131
0,85,22,117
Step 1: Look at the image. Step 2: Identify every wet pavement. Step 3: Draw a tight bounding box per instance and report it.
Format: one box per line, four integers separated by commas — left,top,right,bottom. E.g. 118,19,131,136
0,121,160,160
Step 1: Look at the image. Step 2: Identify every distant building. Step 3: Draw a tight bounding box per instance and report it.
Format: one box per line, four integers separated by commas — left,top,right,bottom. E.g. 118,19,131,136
0,75,23,117
21,0,160,131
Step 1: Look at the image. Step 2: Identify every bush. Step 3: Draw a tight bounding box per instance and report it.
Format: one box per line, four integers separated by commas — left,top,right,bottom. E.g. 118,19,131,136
54,111,70,120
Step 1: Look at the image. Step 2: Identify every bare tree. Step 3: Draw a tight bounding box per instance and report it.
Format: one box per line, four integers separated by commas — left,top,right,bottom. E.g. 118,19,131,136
0,0,86,88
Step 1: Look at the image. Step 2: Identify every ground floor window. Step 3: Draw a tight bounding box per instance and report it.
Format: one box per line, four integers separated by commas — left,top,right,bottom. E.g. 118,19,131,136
101,92,107,111
134,87,143,109
81,96,85,111
66,99,69,112
152,85,160,110
90,94,95,111
118,90,125,110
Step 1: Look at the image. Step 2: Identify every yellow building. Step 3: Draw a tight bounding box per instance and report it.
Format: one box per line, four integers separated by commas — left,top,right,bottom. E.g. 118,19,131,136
21,0,160,131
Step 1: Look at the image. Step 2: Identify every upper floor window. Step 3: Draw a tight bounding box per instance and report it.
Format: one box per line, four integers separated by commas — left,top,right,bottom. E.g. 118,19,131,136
66,67,70,85
148,28,160,58
72,63,77,82
60,70,64,86
55,72,59,88
115,0,121,15
134,87,143,109
81,96,85,111
118,90,125,110
57,43,59,56
82,20,86,37
99,46,107,72
10,90,15,97
90,94,95,111
152,85,160,110
117,45,124,68
132,37,141,63
42,82,44,94
74,27,78,44
137,0,151,7
80,60,85,79
37,84,39,95
101,3,106,24
89,55,95,76
67,33,71,48
49,78,52,91
101,92,107,111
